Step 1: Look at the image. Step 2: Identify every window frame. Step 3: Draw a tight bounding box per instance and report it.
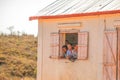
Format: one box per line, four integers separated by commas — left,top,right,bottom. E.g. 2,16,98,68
50,29,89,60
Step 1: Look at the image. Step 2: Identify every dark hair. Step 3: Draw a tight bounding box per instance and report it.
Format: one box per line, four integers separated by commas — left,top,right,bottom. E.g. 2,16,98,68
67,43,72,46
65,40,70,43
74,44,78,46
66,40,69,42
62,45,68,50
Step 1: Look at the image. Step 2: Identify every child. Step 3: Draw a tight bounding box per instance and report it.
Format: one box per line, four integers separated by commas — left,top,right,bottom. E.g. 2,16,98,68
66,44,73,59
65,44,78,62
60,45,68,58
72,45,78,59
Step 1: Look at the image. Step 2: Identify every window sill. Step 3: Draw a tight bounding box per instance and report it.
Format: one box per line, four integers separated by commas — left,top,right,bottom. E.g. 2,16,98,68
49,56,78,63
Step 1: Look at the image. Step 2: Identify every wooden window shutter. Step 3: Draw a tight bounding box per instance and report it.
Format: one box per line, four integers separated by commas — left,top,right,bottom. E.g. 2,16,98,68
50,33,59,59
103,30,117,80
78,32,89,60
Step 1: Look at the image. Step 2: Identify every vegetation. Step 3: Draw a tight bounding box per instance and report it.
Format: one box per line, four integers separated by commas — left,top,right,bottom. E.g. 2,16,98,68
0,33,37,80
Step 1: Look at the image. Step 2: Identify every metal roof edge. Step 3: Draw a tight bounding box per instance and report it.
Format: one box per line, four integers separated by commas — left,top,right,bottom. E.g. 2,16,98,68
29,10,120,21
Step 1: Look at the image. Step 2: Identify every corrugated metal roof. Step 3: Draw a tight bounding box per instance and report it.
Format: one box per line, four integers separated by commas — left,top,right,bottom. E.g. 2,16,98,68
36,0,120,16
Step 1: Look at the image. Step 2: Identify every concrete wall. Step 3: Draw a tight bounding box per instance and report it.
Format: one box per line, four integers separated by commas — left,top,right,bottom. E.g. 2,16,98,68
37,14,120,80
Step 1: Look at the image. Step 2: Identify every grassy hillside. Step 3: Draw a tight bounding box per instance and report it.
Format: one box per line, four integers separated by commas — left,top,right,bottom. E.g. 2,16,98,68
0,34,37,80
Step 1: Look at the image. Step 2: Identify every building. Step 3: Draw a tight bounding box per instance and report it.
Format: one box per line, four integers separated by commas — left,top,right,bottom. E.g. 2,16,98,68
29,0,120,80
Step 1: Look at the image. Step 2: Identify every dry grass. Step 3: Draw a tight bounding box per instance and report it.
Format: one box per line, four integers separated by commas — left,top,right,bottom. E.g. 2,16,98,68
0,35,37,80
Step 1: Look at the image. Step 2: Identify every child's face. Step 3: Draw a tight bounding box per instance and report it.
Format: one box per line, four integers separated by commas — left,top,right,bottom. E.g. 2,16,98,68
74,45,78,51
67,44,72,50
62,48,67,53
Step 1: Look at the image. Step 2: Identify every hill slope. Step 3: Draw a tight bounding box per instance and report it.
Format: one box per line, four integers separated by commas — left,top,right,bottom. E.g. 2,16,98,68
0,35,37,80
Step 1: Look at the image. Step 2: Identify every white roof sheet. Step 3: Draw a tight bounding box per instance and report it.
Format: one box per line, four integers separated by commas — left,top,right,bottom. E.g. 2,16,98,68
36,0,120,16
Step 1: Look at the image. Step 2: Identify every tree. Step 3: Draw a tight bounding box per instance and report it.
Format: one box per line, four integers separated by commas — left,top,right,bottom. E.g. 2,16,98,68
7,26,14,35
22,31,27,36
17,31,20,37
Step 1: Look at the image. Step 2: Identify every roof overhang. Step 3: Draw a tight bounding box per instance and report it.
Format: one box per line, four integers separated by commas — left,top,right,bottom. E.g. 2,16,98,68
29,10,120,21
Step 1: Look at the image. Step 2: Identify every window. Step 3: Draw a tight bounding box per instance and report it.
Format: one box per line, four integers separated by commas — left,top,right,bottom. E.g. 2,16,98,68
50,29,89,60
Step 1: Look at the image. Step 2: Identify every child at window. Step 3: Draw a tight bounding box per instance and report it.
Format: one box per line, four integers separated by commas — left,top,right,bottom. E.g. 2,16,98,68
72,44,78,59
66,44,73,59
66,44,78,62
65,40,70,45
60,45,68,58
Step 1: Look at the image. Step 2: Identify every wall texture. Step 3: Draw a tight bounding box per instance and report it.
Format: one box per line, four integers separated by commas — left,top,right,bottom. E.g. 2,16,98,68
37,14,120,80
